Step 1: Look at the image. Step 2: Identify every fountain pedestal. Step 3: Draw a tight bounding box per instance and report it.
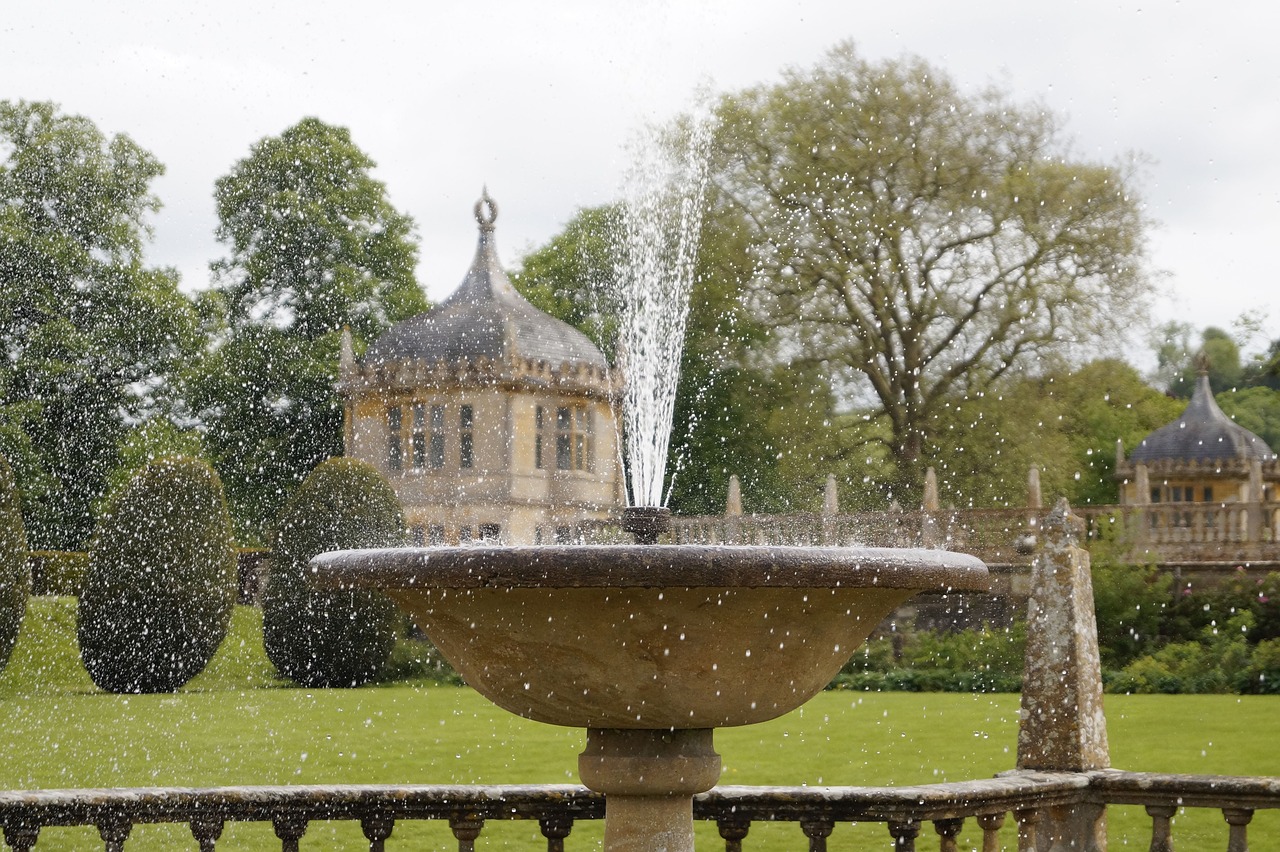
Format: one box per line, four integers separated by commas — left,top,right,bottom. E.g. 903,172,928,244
313,544,988,852
579,728,720,852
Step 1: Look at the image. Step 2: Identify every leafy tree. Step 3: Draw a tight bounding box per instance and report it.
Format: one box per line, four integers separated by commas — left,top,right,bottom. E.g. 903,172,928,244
0,100,197,549
707,44,1154,491
513,203,836,514
77,457,236,693
0,454,29,674
263,457,403,688
193,118,427,538
1217,386,1280,452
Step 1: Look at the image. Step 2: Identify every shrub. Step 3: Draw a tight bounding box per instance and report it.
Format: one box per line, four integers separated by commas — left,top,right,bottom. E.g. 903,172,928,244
1092,559,1171,668
262,457,404,688
0,454,30,674
29,551,90,596
77,457,237,693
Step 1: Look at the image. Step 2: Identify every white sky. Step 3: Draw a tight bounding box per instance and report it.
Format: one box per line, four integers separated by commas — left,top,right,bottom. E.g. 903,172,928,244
4,1,1278,359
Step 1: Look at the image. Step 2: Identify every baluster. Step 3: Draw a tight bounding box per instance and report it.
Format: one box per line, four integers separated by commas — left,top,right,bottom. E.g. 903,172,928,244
450,815,484,852
97,818,131,852
799,817,834,852
190,819,224,852
888,819,920,851
539,816,572,852
1013,808,1039,850
934,818,963,852
716,816,750,852
1145,804,1176,852
975,813,1004,852
271,815,307,852
361,815,395,852
1223,808,1252,852
3,824,40,852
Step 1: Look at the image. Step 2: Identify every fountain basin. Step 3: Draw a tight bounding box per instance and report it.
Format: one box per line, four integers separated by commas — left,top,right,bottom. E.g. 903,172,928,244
311,545,988,729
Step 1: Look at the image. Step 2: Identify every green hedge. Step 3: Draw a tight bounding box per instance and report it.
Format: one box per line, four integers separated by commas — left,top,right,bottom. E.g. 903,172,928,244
29,550,89,596
262,458,404,688
0,454,29,674
77,457,237,693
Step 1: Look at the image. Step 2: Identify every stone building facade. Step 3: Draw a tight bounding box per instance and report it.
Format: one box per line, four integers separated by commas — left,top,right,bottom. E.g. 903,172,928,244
337,195,624,544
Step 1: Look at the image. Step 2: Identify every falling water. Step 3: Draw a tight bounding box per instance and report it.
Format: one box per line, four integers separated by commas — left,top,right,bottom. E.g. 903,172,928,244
613,117,713,508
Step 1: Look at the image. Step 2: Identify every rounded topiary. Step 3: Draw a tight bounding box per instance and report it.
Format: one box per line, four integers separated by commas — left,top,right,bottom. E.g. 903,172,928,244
0,454,30,674
77,457,237,693
263,457,404,688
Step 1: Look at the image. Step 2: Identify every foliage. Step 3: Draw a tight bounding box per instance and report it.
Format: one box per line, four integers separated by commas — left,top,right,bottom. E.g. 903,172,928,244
1216,385,1280,452
830,622,1025,693
193,117,427,538
77,457,237,693
513,201,837,515
262,457,404,688
0,100,199,549
0,454,29,674
1095,565,1280,694
1091,558,1171,669
707,44,1154,491
924,359,1182,507
28,550,89,596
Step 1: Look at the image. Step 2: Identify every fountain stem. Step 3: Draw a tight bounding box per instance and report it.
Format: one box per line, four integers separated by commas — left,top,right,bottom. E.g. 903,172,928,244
578,728,721,852
620,506,672,545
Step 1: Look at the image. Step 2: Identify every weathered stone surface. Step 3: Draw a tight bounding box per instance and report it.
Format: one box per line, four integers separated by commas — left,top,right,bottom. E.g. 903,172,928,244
1017,499,1109,851
1017,500,1109,772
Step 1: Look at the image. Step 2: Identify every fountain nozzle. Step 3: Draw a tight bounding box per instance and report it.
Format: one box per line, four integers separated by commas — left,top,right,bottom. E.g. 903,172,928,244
621,506,671,545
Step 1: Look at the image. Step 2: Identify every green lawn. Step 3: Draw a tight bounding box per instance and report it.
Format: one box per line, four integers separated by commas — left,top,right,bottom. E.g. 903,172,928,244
1,599,1276,850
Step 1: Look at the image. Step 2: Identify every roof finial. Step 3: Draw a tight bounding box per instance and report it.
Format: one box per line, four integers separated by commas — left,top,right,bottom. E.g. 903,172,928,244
1194,350,1211,377
474,188,498,233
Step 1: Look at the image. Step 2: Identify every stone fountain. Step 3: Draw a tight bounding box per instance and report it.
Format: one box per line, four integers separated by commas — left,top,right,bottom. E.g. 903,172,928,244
315,537,985,852
313,138,988,851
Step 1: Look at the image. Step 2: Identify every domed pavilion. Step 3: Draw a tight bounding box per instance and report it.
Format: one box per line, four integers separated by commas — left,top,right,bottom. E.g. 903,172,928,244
338,193,624,544
1116,369,1278,523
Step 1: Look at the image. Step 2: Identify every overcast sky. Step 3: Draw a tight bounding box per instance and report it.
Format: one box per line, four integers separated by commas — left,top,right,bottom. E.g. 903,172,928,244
4,1,1278,360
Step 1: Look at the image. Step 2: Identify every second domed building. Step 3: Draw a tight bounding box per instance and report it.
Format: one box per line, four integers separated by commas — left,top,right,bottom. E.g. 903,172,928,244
338,194,624,544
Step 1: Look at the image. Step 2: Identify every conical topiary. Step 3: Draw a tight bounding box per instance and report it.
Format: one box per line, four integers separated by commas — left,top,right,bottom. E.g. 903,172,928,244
263,457,404,688
77,457,237,693
0,454,30,674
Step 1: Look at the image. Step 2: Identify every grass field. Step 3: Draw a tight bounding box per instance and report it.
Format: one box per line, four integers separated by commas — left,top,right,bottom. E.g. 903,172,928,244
1,599,1277,850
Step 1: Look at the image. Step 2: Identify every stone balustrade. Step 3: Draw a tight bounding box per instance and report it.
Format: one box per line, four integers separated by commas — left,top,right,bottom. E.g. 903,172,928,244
2,772,1278,851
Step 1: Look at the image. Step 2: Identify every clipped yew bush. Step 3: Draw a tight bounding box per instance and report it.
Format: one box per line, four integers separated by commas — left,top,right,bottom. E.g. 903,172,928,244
0,454,30,674
77,457,236,693
263,457,404,688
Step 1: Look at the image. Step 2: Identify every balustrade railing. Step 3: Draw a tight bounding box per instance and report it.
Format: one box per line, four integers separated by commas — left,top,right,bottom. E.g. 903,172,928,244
3,771,1278,851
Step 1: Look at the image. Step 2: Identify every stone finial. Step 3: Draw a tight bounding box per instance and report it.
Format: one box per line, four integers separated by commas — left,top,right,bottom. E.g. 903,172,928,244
1134,463,1150,505
1019,498,1109,772
1026,465,1042,511
1017,498,1110,848
474,187,498,233
725,475,743,517
823,474,839,516
922,467,940,512
1115,437,1125,468
339,326,355,374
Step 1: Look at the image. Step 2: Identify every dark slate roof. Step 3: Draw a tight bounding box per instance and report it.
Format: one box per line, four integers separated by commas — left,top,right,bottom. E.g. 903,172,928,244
1130,373,1276,463
364,194,607,369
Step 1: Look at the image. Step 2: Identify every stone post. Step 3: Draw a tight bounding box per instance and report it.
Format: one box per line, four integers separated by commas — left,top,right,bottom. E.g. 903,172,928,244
921,467,942,547
725,475,742,544
1132,463,1151,544
822,474,839,545
1017,498,1109,851
1247,459,1264,542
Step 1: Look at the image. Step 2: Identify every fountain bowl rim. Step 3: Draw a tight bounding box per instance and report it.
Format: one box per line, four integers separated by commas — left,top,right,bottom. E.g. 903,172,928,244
310,544,989,592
